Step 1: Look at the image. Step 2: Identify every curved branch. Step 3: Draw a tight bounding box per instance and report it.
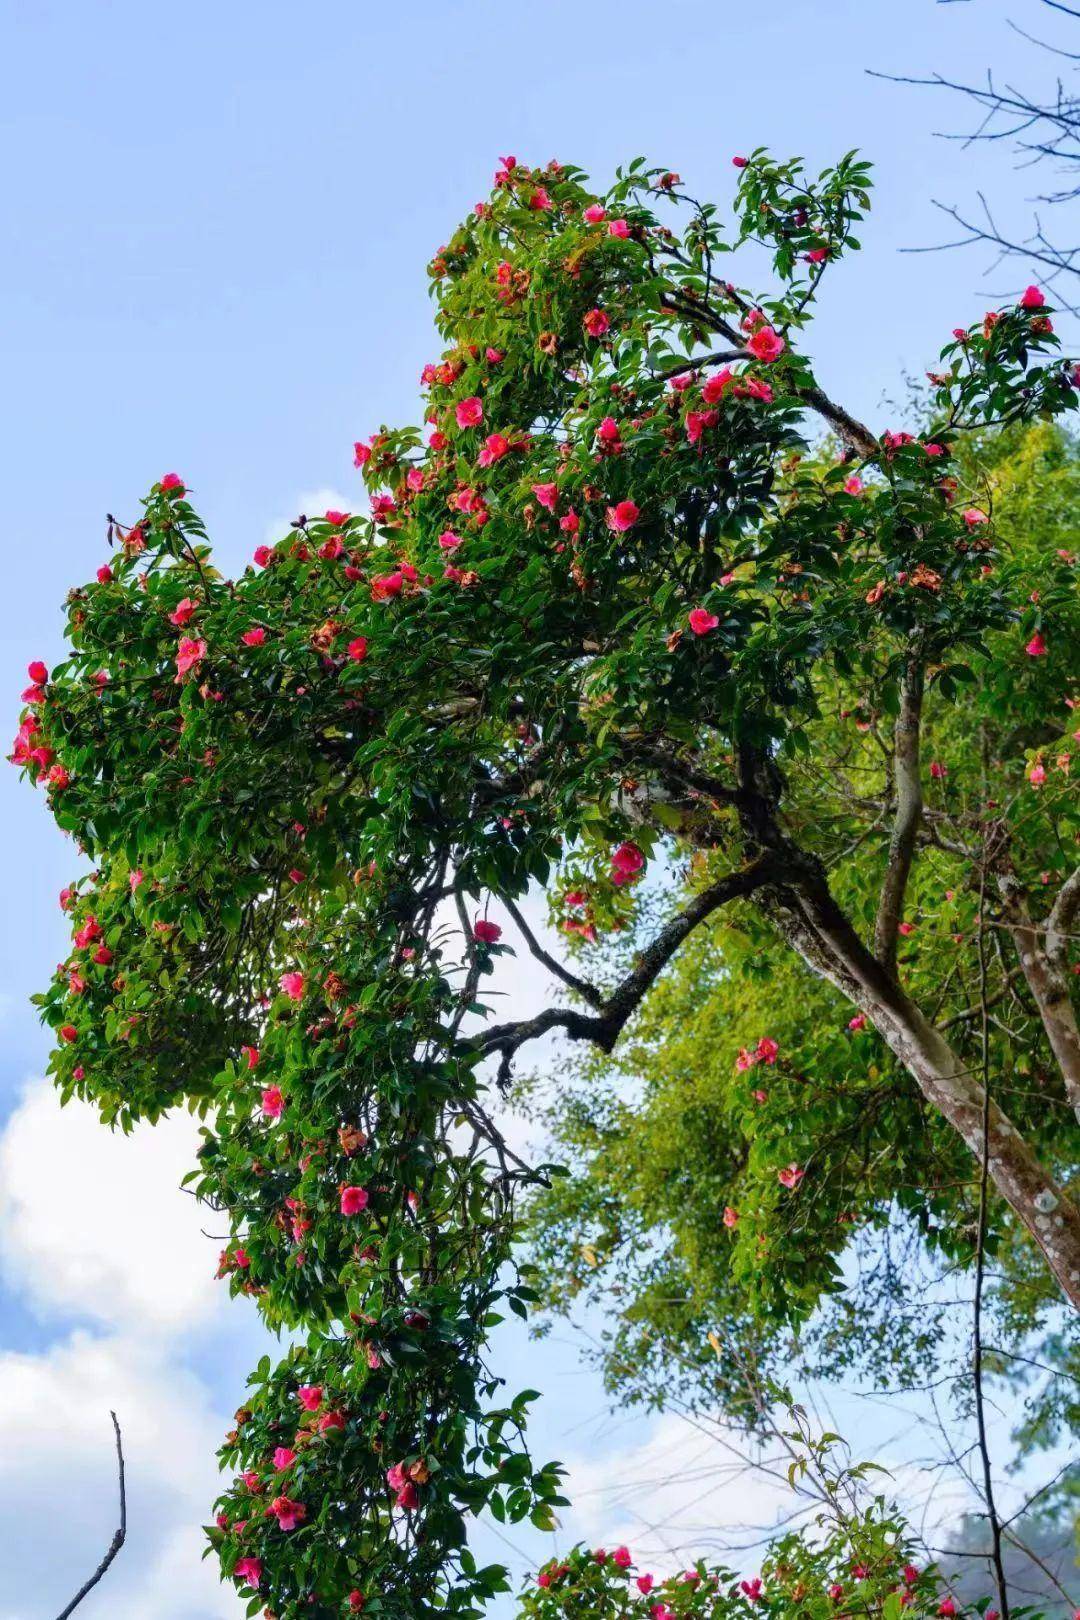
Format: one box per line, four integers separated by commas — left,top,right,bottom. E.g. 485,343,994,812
472,855,779,1077
55,1411,126,1619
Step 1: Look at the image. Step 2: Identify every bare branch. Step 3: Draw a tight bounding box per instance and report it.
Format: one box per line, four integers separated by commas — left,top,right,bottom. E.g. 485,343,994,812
55,1411,126,1619
501,893,605,1008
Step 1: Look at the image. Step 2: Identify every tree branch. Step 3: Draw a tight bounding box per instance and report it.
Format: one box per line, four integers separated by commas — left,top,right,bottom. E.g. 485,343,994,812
501,894,605,1008
472,856,779,1080
55,1411,126,1619
874,651,925,975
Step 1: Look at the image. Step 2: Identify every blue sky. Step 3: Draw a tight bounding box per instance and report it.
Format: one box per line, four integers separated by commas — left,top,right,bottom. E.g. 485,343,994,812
0,0,1071,1614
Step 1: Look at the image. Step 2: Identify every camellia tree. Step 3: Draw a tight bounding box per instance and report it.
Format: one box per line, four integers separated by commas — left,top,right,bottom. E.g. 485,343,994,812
12,149,1080,1618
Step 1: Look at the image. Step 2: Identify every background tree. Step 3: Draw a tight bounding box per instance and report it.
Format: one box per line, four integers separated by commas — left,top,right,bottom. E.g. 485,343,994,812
13,148,1078,1617
881,0,1080,302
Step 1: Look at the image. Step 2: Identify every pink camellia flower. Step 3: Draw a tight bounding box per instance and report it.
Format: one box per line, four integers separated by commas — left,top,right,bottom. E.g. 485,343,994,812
532,483,558,511
597,415,621,444
612,1547,633,1569
902,1566,920,1585
689,608,720,636
340,1185,370,1216
637,1576,655,1596
583,203,607,224
96,564,113,584
746,325,786,362
754,1036,779,1064
478,431,510,466
279,971,305,1001
485,347,504,364
1026,631,1047,657
240,627,266,647
608,219,630,239
606,499,640,533
685,408,719,445
270,1495,306,1531
474,917,502,943
74,916,102,948
241,1045,259,1070
297,1385,323,1411
347,636,369,663
829,1585,845,1602
805,246,829,264
48,764,70,789
611,841,645,884
261,1085,285,1119
28,660,48,686
348,1592,365,1613
1029,761,1047,787
742,1578,763,1601
272,1447,296,1471
175,637,207,680
929,760,947,779
937,1601,957,1619
60,1023,77,1043
439,530,463,553
319,1408,346,1432
371,493,396,520
848,1014,867,1032
583,308,611,337
844,474,864,496
253,544,273,568
778,1163,804,1190
160,472,185,492
324,509,349,527
897,921,915,936
353,439,373,466
1020,285,1045,309
723,1205,739,1228
732,155,748,168
529,187,552,211
94,945,113,966
962,507,987,527
455,396,484,429
701,368,734,405
233,1556,262,1589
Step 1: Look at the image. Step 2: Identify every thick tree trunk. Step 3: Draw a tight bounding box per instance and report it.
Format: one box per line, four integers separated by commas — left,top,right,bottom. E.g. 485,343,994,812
757,867,1080,1310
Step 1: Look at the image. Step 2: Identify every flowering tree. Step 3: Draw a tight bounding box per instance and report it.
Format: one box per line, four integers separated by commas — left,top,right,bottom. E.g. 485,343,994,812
13,150,1080,1617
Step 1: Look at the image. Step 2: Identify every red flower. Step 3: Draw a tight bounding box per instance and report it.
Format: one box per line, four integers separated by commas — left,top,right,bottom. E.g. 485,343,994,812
160,472,185,493
605,499,640,533
688,608,719,636
583,309,610,338
455,396,484,429
340,1185,370,1216
347,636,369,661
474,918,502,944
240,627,266,647
746,325,785,362
1020,285,1045,309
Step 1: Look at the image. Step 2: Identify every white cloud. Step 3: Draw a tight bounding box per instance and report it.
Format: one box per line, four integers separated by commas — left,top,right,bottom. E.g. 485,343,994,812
263,486,352,546
0,1330,244,1619
559,1411,808,1572
0,1080,225,1333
